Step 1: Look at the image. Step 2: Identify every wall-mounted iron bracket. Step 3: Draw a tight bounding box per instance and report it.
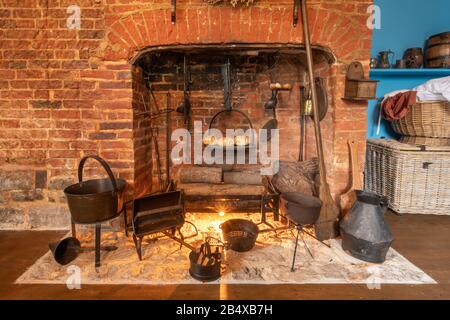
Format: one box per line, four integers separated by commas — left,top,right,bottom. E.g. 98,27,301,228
222,58,232,111
293,0,300,27
171,0,176,24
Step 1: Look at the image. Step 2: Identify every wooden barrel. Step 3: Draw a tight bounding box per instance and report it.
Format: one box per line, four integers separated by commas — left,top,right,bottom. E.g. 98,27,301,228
425,32,450,68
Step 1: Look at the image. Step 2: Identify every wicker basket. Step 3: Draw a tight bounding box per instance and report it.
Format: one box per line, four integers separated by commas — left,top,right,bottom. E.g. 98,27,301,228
400,136,450,147
365,139,450,215
391,101,450,138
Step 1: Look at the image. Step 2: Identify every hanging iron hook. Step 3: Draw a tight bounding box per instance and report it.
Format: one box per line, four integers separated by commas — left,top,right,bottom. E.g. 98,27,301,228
293,0,300,27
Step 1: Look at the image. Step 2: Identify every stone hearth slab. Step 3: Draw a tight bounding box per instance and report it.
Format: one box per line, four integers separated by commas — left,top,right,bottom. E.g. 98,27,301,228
16,213,436,285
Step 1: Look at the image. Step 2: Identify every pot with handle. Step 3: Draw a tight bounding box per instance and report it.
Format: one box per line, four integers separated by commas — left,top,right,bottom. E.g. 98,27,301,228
64,155,127,224
377,50,395,69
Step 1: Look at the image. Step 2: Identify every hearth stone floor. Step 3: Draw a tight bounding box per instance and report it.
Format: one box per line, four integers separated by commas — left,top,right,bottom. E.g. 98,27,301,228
16,213,435,285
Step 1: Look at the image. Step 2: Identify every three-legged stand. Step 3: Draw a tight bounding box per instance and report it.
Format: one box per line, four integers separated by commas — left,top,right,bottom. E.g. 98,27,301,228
71,206,127,269
290,224,331,272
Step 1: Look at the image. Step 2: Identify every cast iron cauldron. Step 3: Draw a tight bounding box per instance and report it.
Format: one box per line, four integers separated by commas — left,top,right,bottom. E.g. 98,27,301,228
64,155,126,224
340,190,394,263
280,193,322,226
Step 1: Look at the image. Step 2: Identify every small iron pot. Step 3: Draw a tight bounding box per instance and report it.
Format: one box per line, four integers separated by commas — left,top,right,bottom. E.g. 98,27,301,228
280,193,322,226
220,219,259,252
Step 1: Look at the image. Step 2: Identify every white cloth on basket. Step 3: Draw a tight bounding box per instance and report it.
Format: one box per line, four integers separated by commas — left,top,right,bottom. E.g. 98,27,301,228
414,76,450,102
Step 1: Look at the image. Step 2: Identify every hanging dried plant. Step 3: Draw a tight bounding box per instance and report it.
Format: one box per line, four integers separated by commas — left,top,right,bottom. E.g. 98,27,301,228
204,0,257,7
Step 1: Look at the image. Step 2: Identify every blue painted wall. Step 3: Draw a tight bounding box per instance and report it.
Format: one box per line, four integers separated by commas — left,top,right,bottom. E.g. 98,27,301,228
371,0,450,60
367,0,450,139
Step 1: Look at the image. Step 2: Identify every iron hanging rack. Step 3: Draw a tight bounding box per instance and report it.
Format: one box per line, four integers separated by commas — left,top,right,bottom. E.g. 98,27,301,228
176,54,193,129
205,57,256,150
137,72,175,118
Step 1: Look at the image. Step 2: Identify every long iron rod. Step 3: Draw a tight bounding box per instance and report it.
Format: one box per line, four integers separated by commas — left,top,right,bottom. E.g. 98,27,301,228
166,93,171,187
291,228,300,272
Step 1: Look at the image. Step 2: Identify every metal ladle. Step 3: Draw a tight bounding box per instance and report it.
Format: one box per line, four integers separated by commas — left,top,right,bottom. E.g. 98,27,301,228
262,83,292,141
264,89,278,110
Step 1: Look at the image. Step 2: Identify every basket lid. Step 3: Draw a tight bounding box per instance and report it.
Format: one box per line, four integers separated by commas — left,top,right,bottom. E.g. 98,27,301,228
367,139,450,152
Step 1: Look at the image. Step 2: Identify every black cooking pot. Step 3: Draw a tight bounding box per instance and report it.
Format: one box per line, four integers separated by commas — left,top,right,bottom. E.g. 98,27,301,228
280,193,322,225
220,219,259,252
64,155,126,224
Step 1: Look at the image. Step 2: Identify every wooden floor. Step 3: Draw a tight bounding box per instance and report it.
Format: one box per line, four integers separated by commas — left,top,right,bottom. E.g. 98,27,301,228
0,212,449,300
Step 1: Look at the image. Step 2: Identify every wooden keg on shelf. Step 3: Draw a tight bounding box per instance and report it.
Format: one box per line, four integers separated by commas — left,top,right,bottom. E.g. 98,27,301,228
425,32,450,68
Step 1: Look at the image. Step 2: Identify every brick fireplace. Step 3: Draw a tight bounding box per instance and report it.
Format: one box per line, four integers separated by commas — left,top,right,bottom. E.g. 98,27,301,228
0,0,373,229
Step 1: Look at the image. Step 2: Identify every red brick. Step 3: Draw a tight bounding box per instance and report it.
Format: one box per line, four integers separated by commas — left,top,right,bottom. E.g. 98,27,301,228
229,8,241,41
132,12,150,45
217,7,231,42
62,60,90,69
111,20,135,49
16,70,43,79
143,10,158,45
268,8,282,43
81,70,115,79
187,8,199,43
197,7,209,42
176,9,189,44
49,130,81,139
49,150,80,159
121,15,143,47
167,9,178,44
99,81,132,89
99,122,132,130
9,80,27,89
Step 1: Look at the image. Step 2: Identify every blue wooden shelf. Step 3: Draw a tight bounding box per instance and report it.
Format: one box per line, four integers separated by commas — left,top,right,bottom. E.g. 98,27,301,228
370,69,450,77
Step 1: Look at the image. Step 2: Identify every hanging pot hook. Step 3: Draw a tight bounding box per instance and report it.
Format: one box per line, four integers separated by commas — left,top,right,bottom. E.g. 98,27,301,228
293,0,300,26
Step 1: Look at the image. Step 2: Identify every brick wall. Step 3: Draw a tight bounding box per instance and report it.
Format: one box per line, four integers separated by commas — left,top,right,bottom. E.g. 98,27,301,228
0,0,373,229
132,65,153,198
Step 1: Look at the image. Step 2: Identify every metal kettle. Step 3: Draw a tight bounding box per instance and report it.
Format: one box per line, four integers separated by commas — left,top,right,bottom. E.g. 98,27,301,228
340,190,394,263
